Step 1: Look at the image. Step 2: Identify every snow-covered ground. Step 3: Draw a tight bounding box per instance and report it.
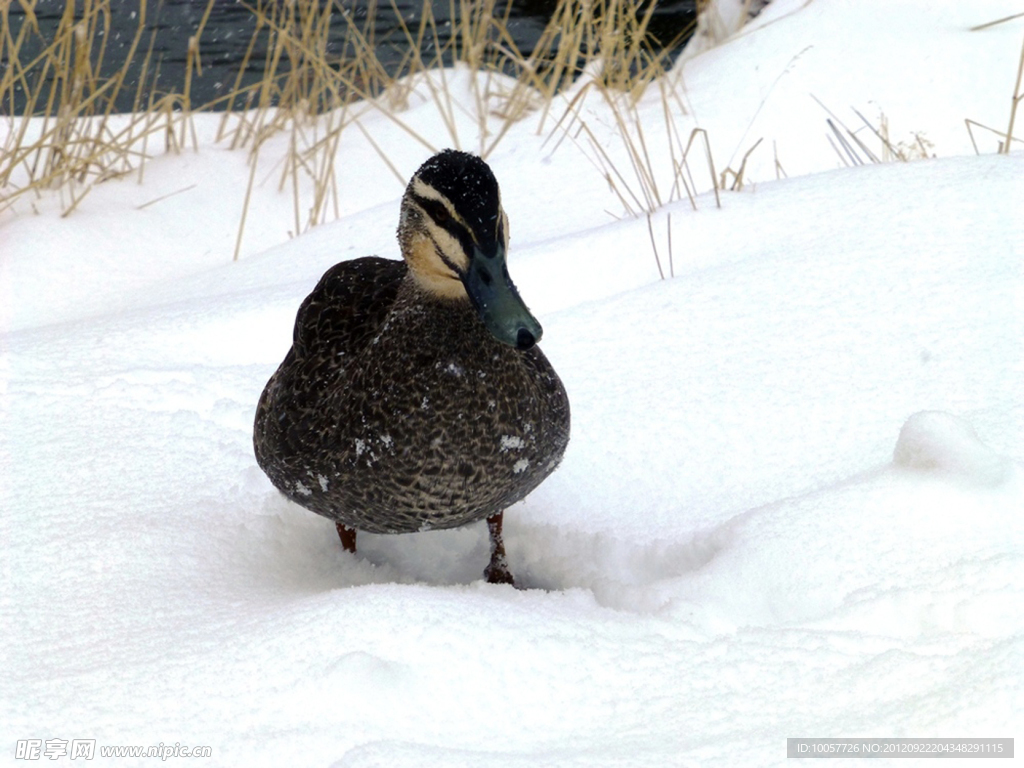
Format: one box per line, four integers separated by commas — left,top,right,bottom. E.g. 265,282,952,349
2,0,1022,765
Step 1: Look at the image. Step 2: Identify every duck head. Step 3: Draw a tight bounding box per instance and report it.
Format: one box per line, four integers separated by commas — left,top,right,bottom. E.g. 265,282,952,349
398,149,542,351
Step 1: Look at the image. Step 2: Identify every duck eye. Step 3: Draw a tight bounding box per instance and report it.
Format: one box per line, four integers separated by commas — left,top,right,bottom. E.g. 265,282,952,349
431,204,451,224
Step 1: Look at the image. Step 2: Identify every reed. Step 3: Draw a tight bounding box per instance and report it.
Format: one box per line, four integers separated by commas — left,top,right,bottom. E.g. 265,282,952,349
2,0,716,250
0,0,211,217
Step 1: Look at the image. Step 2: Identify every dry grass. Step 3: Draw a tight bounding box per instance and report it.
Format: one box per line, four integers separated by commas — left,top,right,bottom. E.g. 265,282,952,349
5,1,1020,228
0,0,209,217
1000,33,1024,154
3,1,1019,289
1,0,707,247
216,0,553,257
536,2,720,222
811,96,940,167
0,0,723,282
542,81,722,225
958,17,1024,156
16,0,1016,276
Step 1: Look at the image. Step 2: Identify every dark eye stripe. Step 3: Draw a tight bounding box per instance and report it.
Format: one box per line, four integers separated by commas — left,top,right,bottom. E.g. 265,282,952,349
412,194,459,232
412,192,479,269
430,236,464,277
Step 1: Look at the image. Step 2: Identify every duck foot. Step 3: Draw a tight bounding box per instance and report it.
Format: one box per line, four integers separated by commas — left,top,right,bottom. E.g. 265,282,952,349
483,512,515,586
336,523,357,553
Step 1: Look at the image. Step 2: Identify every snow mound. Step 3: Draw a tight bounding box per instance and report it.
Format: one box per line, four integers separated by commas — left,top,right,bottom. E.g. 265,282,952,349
894,410,1011,486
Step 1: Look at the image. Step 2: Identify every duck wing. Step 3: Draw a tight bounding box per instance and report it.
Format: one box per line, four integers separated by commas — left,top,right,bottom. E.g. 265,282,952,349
254,257,406,480
292,257,407,357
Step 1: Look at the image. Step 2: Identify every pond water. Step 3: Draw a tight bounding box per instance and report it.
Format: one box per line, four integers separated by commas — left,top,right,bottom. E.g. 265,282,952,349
4,0,698,114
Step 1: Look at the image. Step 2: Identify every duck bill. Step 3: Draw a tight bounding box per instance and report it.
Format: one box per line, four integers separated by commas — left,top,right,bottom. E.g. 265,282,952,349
462,243,543,350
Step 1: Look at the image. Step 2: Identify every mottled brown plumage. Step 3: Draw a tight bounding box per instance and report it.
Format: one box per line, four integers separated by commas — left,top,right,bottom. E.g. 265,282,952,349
253,150,570,584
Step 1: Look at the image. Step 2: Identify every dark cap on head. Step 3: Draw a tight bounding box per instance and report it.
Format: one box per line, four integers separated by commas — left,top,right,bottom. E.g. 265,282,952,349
413,150,501,236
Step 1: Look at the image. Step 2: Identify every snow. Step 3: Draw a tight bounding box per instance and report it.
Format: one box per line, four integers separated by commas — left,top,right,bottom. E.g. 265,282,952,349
3,0,1023,765
501,436,526,451
893,411,1012,486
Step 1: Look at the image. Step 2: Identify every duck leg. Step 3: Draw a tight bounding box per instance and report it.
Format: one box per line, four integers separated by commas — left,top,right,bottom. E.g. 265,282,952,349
336,523,357,553
483,512,514,585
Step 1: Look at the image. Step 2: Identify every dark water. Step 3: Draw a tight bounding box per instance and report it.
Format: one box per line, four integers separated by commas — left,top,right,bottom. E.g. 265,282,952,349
3,0,697,114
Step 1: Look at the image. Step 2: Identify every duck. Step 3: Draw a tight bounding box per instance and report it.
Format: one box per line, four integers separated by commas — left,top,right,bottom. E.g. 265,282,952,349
253,149,570,585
